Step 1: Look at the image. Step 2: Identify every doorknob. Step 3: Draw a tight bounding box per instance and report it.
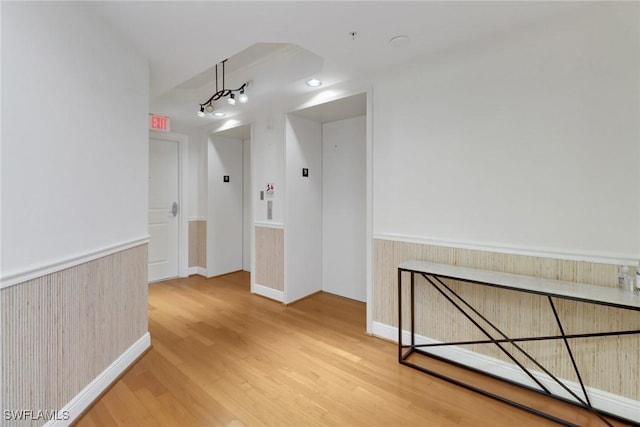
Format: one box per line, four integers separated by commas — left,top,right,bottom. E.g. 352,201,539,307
171,201,178,217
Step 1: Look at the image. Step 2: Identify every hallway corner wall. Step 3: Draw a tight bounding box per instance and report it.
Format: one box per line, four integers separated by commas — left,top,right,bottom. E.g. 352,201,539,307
1,2,150,424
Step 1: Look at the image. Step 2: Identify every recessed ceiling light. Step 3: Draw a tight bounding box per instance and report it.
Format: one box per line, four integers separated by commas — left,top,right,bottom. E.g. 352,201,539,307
389,35,410,47
305,78,322,87
213,112,225,117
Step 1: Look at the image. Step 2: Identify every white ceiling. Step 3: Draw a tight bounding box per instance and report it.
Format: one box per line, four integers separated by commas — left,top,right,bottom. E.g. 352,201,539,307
213,92,366,141
90,1,583,129
215,124,252,141
290,93,367,124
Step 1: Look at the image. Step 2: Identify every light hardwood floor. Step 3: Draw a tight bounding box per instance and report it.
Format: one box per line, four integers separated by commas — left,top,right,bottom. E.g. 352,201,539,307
75,272,630,426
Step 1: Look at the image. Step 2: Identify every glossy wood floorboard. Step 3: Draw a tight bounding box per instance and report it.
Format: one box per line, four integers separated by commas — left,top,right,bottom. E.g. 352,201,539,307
75,272,629,427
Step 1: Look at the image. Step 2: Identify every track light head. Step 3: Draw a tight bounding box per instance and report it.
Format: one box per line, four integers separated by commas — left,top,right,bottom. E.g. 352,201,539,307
197,106,206,118
227,94,236,105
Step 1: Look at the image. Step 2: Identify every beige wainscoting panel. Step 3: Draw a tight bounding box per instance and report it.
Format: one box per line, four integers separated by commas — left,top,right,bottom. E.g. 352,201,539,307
374,239,640,400
255,226,284,292
1,244,148,426
188,220,207,269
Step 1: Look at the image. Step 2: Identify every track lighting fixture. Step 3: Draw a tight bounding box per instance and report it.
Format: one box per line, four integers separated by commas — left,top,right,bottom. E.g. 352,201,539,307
197,59,249,118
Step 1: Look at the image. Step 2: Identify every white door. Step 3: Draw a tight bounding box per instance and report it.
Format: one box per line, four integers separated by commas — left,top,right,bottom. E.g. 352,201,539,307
207,135,243,276
322,116,367,302
148,138,179,282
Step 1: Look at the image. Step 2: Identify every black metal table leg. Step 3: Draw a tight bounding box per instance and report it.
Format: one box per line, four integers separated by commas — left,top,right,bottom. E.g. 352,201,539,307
395,266,632,427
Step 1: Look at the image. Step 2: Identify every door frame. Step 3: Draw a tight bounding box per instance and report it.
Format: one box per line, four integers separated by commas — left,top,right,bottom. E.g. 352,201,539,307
206,133,245,277
284,86,373,332
149,130,189,278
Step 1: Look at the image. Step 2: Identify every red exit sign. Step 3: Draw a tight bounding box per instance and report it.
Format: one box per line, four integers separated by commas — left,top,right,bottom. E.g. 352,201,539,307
149,114,170,132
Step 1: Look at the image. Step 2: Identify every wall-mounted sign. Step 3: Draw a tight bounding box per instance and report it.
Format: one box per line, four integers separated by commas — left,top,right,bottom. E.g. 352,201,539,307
265,183,275,198
149,114,170,132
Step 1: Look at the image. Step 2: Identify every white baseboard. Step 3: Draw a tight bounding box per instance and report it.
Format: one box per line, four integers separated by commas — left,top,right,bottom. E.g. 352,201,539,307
372,321,640,422
188,267,207,277
45,332,151,427
252,283,284,302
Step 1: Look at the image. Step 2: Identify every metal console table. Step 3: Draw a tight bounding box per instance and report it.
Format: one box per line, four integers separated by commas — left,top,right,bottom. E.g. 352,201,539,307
397,260,640,426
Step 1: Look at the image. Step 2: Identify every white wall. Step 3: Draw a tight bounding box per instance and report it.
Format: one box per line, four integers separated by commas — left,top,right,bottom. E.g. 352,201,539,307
243,138,252,271
253,113,286,224
187,130,200,220
373,3,640,262
322,116,367,302
1,2,149,284
285,115,322,303
207,135,243,276
197,129,208,219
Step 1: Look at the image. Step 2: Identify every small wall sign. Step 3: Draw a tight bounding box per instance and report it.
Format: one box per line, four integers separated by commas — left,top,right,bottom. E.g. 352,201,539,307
265,183,275,198
149,114,170,132
223,175,230,182
302,168,309,177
